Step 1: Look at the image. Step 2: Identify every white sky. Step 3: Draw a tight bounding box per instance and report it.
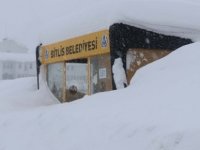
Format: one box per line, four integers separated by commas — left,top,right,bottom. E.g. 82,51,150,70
0,0,88,51
1,0,200,52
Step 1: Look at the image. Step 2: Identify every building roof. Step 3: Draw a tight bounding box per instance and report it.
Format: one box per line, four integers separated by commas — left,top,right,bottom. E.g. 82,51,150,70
40,0,200,45
0,39,28,53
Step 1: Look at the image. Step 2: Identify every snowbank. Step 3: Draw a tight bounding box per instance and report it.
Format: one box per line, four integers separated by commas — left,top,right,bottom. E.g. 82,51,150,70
0,77,56,113
0,42,200,150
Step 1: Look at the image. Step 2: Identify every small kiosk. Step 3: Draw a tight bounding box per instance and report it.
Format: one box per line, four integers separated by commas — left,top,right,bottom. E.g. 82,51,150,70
38,23,192,102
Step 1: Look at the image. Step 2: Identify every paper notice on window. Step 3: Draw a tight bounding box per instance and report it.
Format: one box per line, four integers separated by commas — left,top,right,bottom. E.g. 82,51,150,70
92,73,98,85
99,68,107,79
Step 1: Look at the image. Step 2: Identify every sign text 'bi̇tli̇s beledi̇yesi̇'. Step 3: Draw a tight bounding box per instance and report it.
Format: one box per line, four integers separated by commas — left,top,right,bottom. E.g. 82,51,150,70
50,38,98,58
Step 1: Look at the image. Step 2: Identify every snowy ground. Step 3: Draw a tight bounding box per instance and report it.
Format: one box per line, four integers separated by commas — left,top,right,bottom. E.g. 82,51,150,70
0,77,55,113
0,42,200,150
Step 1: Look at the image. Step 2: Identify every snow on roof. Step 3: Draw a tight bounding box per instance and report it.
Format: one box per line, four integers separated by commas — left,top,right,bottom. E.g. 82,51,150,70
40,0,200,45
0,38,28,53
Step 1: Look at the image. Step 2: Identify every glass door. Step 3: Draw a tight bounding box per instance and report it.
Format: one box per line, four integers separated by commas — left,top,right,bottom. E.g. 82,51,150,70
47,62,65,102
90,54,112,94
65,59,88,102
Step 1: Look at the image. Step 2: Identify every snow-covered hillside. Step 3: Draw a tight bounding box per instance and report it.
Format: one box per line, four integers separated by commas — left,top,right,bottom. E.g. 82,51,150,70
0,42,200,150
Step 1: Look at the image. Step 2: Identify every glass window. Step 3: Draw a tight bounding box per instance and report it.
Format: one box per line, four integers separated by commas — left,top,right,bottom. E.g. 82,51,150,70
90,54,112,94
65,59,88,102
46,53,112,102
18,63,22,69
30,63,33,69
47,62,65,102
24,64,28,71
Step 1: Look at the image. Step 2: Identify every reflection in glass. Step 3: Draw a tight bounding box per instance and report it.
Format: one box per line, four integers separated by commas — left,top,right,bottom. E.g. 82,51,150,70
47,62,65,102
90,54,112,94
66,60,87,102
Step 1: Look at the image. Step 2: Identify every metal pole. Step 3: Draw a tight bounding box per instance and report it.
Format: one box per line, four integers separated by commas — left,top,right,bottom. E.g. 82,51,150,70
36,43,42,90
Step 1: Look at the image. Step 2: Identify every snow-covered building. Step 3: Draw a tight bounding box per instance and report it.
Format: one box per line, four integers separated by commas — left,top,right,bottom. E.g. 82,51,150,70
39,23,192,103
0,39,36,80
0,38,28,53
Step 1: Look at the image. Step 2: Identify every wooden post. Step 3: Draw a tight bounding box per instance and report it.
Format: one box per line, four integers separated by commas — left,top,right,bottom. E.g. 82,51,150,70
62,62,66,102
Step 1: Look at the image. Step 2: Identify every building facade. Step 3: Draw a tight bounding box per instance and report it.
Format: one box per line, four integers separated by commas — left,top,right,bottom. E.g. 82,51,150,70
0,39,36,80
39,23,192,103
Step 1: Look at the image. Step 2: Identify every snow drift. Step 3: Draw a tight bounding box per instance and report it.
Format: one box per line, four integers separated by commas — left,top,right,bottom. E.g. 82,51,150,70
0,42,200,150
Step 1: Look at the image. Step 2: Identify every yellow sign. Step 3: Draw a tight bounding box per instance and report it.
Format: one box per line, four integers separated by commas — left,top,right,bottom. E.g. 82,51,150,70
41,30,110,64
